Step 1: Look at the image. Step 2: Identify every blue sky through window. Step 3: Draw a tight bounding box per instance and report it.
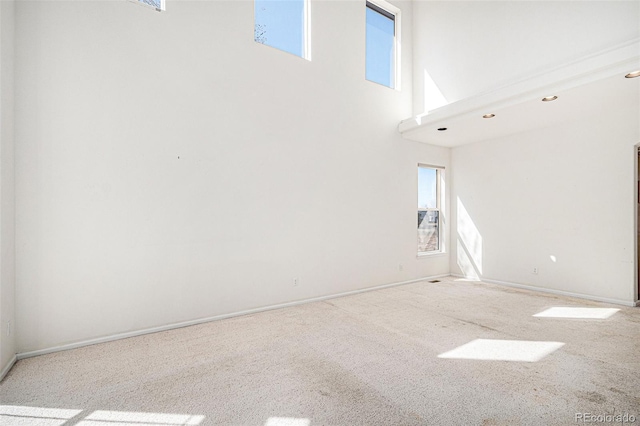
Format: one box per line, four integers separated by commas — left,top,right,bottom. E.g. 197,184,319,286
255,0,305,58
138,0,163,10
418,167,437,209
366,6,395,88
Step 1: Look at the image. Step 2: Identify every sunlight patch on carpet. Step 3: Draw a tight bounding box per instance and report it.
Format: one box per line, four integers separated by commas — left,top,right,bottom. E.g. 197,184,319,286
0,406,205,426
265,417,311,426
533,307,619,319
0,405,82,426
438,339,564,362
80,411,205,425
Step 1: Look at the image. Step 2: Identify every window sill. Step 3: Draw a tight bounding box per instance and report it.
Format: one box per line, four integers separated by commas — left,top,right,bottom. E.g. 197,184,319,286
417,251,447,259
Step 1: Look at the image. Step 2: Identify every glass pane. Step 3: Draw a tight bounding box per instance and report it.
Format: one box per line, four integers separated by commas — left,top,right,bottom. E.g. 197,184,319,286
418,210,439,252
255,0,305,58
138,0,163,9
366,6,395,88
418,167,437,209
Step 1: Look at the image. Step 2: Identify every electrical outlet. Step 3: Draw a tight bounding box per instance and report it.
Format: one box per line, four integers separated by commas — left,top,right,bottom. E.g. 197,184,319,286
293,277,299,287
533,267,539,275
6,320,11,337
398,264,404,272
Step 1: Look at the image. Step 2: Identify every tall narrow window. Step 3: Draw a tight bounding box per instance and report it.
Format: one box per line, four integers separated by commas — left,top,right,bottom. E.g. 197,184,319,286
366,1,397,88
255,0,309,59
418,165,442,253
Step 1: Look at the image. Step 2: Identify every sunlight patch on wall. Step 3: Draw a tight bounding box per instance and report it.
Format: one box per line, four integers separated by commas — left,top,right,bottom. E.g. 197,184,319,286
457,239,479,279
533,307,619,319
457,197,483,276
423,70,448,112
438,339,564,362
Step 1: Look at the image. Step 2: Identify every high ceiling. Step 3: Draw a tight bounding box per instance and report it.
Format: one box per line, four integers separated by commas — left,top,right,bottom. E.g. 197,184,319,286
412,1,640,107
403,1,640,147
400,69,640,147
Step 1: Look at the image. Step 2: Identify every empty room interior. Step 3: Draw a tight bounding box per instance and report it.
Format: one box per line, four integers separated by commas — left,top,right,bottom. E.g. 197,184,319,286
1,0,640,425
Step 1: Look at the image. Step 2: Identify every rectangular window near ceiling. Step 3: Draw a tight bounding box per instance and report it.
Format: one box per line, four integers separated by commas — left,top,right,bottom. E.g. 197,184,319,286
418,165,443,254
366,1,398,89
255,0,309,59
133,0,165,11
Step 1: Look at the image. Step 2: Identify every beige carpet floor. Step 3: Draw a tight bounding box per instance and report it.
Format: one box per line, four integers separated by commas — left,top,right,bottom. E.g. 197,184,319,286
1,277,639,426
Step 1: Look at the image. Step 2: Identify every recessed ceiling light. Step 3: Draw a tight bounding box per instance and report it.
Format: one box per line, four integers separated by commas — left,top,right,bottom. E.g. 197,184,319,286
625,70,640,78
437,127,447,131
542,96,558,102
483,114,495,119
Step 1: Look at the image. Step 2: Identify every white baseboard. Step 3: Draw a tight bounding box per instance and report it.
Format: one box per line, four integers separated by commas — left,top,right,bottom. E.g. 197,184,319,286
0,355,17,382
17,273,450,360
451,274,637,307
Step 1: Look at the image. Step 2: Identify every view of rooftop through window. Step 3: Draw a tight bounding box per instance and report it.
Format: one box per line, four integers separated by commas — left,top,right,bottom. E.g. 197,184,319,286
255,0,306,58
418,166,440,252
366,2,395,88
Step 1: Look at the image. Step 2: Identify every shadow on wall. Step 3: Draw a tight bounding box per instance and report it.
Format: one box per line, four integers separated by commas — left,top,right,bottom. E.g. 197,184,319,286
456,197,483,279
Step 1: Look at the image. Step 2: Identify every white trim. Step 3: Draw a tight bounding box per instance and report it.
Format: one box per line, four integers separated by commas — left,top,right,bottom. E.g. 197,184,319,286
303,0,311,61
0,355,17,382
451,274,637,307
391,1,401,91
417,163,445,170
417,252,446,258
16,274,450,360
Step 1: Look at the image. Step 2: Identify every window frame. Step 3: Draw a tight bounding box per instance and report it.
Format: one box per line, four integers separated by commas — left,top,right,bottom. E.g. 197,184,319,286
130,0,165,12
254,0,311,60
417,164,445,256
365,0,401,90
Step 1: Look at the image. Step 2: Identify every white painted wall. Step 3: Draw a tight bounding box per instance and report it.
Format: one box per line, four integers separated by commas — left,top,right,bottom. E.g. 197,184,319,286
15,0,450,353
0,0,16,374
409,0,640,303
450,100,640,303
412,1,640,114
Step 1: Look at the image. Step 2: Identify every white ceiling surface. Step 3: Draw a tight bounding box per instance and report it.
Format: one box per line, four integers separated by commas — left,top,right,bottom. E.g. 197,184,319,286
404,0,640,147
412,1,640,105
400,40,640,147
